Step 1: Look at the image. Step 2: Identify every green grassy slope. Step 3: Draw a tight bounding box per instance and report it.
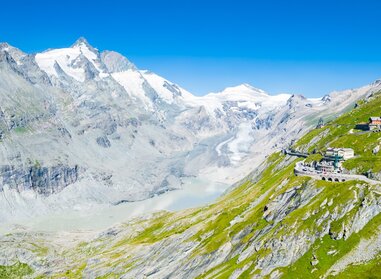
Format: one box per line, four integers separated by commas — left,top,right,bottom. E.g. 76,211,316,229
294,91,381,175
3,92,381,278
0,262,33,279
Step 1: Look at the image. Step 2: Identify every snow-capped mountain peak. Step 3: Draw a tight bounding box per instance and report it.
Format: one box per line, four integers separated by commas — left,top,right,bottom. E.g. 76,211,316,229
71,37,93,49
0,42,26,65
372,78,381,86
35,37,106,82
33,39,291,112
200,83,291,114
0,42,10,51
218,83,268,96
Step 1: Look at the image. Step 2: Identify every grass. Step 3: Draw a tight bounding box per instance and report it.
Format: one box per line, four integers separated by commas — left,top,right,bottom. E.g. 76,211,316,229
294,127,327,151
280,212,381,278
0,262,33,279
50,263,87,279
330,254,381,278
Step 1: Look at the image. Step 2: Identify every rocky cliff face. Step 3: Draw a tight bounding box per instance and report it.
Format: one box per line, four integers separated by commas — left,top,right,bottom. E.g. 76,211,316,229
0,164,79,195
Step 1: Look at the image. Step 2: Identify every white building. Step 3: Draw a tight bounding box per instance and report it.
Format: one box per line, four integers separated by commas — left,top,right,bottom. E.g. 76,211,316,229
325,148,354,160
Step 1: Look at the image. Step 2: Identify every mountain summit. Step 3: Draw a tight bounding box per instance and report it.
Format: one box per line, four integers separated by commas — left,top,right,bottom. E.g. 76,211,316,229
71,36,92,48
216,83,268,95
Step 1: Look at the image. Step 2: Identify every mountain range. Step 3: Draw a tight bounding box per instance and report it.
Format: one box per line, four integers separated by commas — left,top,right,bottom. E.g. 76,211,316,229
0,38,380,225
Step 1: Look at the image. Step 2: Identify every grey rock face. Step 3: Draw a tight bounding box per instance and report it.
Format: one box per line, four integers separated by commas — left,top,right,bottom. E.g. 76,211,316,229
253,114,273,130
96,136,111,148
71,37,97,52
71,54,99,80
0,164,79,195
101,50,137,72
263,182,321,223
18,55,52,85
0,51,20,75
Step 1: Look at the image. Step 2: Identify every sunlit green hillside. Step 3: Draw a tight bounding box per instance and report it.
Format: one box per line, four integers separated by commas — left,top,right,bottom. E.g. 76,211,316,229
2,93,381,279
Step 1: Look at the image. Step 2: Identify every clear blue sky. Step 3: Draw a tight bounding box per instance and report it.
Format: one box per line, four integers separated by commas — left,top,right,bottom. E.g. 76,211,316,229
1,0,381,97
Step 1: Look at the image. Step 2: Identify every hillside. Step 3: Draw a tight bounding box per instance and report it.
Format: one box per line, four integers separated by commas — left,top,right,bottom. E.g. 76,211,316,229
294,91,381,178
1,94,381,277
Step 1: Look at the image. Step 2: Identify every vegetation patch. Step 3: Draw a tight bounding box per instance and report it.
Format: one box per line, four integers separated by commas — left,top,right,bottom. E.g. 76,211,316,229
330,254,381,278
0,262,33,279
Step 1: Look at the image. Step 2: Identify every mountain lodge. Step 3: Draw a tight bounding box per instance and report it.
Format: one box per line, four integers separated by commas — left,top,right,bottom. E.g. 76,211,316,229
369,117,381,131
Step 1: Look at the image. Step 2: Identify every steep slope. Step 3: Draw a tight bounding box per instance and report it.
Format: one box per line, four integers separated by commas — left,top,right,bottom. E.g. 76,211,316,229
0,38,380,226
1,90,381,278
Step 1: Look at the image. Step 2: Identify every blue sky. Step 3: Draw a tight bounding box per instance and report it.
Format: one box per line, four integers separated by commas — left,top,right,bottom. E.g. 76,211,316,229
1,0,381,97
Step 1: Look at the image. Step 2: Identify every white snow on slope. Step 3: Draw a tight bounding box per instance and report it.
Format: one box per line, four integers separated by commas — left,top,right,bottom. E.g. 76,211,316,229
35,41,291,115
183,84,291,114
111,70,154,110
228,122,255,164
35,41,104,82
140,70,195,104
113,69,293,114
212,84,291,110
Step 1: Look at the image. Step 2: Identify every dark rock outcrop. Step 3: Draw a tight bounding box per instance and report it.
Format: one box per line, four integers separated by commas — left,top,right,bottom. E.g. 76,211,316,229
0,164,79,195
96,136,111,148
